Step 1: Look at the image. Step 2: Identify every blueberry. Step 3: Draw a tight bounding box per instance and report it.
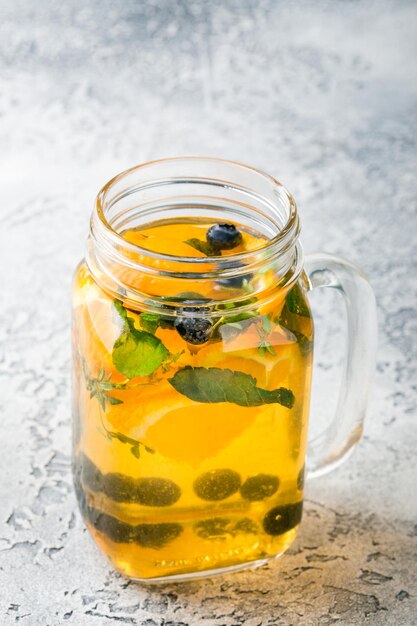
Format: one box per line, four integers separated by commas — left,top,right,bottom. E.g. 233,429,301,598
206,223,243,251
240,474,280,501
174,307,213,345
263,502,303,536
194,469,241,501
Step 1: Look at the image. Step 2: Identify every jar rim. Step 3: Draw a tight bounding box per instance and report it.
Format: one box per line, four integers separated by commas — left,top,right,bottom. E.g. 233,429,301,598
88,157,303,314
94,156,300,266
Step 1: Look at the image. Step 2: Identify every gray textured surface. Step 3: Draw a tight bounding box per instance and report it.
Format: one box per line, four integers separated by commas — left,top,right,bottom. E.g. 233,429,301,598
1,1,416,624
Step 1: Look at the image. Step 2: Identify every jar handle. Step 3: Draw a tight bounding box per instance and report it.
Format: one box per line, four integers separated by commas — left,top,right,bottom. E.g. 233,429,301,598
304,252,377,478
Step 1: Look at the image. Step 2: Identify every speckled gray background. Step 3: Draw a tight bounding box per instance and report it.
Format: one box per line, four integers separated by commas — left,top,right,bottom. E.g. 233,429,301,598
1,1,416,624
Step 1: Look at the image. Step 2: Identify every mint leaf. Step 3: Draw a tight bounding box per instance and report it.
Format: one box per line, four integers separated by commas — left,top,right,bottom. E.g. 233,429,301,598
285,284,311,318
278,285,313,357
291,330,314,357
113,299,136,332
114,299,128,320
112,329,169,378
140,312,161,334
168,366,294,408
185,238,218,257
214,296,257,313
226,312,257,325
162,292,210,303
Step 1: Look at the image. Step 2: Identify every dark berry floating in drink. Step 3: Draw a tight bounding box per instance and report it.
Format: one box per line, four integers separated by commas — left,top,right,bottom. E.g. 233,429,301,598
206,223,243,250
174,308,213,344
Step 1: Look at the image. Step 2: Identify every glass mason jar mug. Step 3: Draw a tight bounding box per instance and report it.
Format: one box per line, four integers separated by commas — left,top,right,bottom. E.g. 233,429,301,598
72,158,376,582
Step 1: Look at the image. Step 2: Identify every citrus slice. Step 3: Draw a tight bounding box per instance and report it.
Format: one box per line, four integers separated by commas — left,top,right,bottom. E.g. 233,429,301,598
105,379,256,466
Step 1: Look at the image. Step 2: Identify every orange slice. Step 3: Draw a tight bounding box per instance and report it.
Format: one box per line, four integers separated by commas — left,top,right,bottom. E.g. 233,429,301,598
105,378,256,466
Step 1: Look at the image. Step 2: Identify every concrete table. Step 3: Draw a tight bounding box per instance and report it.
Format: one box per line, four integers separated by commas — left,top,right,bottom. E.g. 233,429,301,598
1,1,416,624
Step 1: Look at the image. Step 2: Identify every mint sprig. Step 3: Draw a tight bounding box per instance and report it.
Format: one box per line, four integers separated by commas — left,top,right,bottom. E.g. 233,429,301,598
168,366,294,408
86,367,125,410
105,431,155,459
256,313,277,356
81,359,155,460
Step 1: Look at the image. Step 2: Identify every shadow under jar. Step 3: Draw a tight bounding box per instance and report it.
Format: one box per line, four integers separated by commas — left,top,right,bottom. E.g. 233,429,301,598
72,158,376,582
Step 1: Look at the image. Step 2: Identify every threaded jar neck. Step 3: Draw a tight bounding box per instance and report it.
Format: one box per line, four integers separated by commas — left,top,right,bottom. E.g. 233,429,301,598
87,157,303,315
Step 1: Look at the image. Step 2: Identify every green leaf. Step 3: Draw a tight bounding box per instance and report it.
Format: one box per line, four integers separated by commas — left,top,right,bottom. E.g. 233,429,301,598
140,312,161,334
261,315,273,334
113,299,135,331
214,296,257,313
226,312,257,325
114,299,128,320
285,284,311,318
131,444,140,459
278,285,313,358
161,292,210,303
113,432,129,444
291,330,314,357
108,430,155,459
213,312,257,340
112,432,136,445
108,395,124,405
112,329,169,378
184,238,218,257
98,395,106,411
168,366,294,408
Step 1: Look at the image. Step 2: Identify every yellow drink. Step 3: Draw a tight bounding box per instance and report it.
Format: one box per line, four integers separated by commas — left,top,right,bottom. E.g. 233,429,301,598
72,219,313,581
